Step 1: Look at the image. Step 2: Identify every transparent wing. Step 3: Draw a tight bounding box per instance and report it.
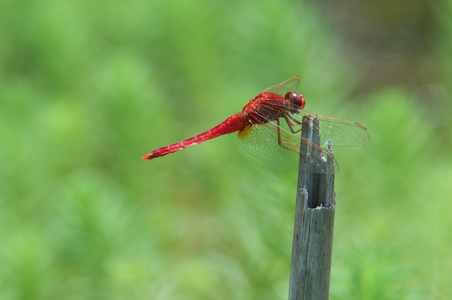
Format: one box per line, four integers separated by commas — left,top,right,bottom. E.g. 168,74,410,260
296,111,370,147
263,76,300,96
237,110,368,170
238,122,299,169
237,121,335,172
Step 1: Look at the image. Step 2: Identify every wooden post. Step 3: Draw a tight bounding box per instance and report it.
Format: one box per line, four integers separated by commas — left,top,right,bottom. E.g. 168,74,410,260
289,116,335,300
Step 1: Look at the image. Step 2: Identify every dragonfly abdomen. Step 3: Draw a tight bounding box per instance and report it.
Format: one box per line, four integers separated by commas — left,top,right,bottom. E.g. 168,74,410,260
142,114,247,160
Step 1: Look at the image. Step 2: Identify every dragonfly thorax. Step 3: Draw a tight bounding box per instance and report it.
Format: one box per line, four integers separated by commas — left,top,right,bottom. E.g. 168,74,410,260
284,91,305,114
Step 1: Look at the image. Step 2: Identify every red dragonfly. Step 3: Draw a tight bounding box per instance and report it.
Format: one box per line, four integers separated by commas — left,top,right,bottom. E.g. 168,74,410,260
142,76,369,169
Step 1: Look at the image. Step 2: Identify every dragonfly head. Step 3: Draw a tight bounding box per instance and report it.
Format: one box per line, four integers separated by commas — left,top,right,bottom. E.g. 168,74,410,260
284,91,305,113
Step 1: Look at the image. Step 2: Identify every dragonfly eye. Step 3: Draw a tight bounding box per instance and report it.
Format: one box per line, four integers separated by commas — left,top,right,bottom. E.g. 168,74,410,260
285,91,305,113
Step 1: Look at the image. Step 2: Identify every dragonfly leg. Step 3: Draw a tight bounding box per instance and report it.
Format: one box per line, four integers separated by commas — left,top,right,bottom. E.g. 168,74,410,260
283,114,310,134
276,118,300,154
276,118,332,162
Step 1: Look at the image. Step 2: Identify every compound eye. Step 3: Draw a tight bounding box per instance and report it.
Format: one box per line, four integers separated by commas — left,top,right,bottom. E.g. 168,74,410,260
285,91,305,111
284,91,295,101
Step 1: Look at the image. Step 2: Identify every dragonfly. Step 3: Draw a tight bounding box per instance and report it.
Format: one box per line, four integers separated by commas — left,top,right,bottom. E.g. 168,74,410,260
142,76,369,170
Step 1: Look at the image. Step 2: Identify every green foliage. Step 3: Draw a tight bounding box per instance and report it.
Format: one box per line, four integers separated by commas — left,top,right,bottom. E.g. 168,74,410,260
1,0,452,299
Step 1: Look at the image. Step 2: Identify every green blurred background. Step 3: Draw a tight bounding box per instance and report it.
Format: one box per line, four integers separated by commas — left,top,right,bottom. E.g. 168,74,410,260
1,0,452,299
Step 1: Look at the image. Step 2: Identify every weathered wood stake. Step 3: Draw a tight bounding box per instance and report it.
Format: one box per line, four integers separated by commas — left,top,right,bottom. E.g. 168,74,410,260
289,116,335,300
